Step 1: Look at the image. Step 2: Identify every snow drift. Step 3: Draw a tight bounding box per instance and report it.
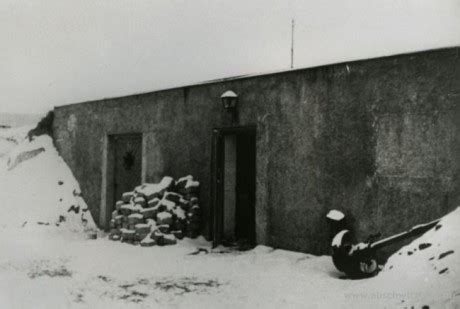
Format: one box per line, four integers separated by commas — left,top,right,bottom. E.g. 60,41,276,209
0,128,96,232
370,207,460,307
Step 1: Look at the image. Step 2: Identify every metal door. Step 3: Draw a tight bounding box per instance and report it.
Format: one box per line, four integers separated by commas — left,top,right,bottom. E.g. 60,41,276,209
235,131,256,244
113,134,142,202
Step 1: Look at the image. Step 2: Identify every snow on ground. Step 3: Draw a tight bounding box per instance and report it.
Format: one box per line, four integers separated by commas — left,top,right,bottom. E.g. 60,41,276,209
0,127,459,308
0,126,32,159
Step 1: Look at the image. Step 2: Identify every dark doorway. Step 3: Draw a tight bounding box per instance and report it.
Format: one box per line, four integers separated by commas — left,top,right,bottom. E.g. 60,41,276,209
212,126,256,248
106,133,142,228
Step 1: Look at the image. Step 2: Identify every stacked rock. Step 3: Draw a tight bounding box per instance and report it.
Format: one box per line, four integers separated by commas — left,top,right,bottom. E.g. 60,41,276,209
109,175,201,247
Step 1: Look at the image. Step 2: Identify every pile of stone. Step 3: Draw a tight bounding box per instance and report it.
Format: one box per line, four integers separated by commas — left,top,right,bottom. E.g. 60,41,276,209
109,175,201,247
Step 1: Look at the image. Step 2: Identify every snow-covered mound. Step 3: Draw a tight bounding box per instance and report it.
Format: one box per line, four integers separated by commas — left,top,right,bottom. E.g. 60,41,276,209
373,207,460,307
0,132,96,232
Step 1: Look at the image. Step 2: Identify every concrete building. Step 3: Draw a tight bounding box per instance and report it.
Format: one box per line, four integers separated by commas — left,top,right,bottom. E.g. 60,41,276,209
52,47,460,255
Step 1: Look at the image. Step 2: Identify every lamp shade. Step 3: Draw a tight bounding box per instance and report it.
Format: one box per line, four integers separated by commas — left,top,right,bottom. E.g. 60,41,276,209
221,90,238,110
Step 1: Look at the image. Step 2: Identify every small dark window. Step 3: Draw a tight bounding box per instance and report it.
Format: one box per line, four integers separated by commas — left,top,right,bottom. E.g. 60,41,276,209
123,151,135,170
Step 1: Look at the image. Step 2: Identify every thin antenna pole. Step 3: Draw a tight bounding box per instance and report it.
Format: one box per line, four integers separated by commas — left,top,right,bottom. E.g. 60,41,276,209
290,19,295,69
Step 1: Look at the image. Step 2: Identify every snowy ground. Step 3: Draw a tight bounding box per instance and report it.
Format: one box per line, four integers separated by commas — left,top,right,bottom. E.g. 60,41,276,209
0,127,459,308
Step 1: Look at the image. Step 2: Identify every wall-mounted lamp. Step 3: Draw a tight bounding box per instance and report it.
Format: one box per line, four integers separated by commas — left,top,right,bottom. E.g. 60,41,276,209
221,90,238,121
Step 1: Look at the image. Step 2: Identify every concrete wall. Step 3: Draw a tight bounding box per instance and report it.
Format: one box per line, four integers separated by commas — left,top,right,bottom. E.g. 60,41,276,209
53,47,460,255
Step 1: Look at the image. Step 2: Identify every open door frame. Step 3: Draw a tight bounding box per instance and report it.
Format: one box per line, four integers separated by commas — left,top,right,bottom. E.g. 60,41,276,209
211,125,256,248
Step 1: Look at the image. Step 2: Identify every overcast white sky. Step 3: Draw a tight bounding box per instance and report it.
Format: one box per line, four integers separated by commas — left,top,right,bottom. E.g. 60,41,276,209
1,0,460,114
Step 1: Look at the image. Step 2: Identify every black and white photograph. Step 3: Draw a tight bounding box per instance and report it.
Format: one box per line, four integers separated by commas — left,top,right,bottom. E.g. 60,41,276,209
1,0,459,308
